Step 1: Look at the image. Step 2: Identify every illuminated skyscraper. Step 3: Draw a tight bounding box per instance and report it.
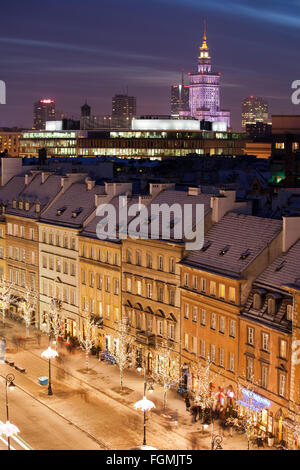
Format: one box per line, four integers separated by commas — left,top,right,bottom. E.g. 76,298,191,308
33,98,56,130
171,74,190,115
241,96,269,130
112,94,136,128
184,23,230,128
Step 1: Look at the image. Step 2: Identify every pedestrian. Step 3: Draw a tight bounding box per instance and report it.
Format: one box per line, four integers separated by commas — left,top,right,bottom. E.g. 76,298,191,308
197,406,202,422
191,405,197,423
36,332,41,347
185,395,191,411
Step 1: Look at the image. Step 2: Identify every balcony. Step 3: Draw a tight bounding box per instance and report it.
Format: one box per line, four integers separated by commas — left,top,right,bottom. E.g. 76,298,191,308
136,331,156,346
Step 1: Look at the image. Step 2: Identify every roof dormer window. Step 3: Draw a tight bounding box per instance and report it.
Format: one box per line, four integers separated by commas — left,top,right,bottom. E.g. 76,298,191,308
253,293,261,310
267,297,276,315
71,208,83,218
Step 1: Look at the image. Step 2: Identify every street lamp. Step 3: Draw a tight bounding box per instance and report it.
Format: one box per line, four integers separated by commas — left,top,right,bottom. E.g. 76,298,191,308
134,358,155,446
41,346,58,395
1,374,19,450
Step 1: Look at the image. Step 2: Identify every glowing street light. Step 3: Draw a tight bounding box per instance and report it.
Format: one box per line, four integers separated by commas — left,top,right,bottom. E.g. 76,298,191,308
41,347,58,396
134,396,155,447
2,374,18,450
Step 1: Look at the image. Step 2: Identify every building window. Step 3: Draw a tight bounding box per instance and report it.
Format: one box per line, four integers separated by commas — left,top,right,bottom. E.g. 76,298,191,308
219,316,225,333
229,352,235,373
157,320,163,337
29,228,34,240
184,333,189,350
253,293,261,310
247,326,254,345
114,253,119,265
261,365,268,389
99,302,103,317
147,283,152,299
278,373,286,397
219,348,225,368
246,357,254,381
200,339,205,358
106,277,111,292
90,272,94,288
168,323,175,341
169,258,175,273
210,312,216,330
279,339,287,359
286,304,293,321
184,303,189,319
114,279,119,295
210,344,216,363
106,305,111,320
229,319,236,338
158,255,164,271
126,249,132,264
201,308,206,326
115,308,119,323
169,290,175,306
192,336,197,354
20,226,24,238
136,313,142,330
127,278,132,292
136,251,141,266
147,253,152,268
71,238,76,250
210,281,216,296
157,286,163,302
71,263,75,276
184,273,189,287
262,332,269,352
137,279,142,296
267,297,276,315
7,223,12,235
56,259,61,272
98,274,102,290
63,261,68,274
82,270,86,285
229,287,236,302
193,276,198,290
42,256,47,269
192,306,198,322
219,284,225,299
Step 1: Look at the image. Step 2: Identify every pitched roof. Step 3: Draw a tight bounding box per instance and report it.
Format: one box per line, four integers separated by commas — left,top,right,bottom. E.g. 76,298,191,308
40,182,105,227
182,212,282,278
255,239,300,292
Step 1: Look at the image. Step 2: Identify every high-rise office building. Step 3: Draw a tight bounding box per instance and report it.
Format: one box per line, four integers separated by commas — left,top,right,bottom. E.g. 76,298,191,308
184,23,230,128
33,98,56,130
171,74,190,115
81,101,91,118
241,96,269,130
112,94,136,128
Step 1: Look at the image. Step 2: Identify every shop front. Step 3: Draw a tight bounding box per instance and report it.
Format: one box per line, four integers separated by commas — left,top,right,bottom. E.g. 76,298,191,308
237,388,272,437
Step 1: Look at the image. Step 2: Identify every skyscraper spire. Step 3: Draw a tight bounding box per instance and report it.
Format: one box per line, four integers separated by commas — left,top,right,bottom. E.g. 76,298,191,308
201,20,208,50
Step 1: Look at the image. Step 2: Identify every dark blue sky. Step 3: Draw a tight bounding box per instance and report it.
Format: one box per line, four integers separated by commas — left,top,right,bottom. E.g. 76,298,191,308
1,0,299,130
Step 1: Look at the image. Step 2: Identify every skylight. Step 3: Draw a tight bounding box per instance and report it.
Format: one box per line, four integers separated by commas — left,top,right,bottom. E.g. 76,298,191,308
240,249,251,260
201,241,212,252
71,208,83,218
219,245,230,256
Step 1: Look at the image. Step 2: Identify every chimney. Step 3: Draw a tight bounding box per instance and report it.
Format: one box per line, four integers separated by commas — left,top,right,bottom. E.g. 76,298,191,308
149,183,175,197
61,177,66,187
211,190,236,223
86,178,95,190
105,182,132,196
188,187,201,196
282,216,300,252
41,172,51,184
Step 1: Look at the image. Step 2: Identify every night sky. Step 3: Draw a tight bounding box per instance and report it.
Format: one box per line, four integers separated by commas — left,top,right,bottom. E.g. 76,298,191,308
1,0,299,130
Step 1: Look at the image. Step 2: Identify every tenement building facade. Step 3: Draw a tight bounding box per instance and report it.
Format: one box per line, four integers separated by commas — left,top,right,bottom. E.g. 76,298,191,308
0,168,299,446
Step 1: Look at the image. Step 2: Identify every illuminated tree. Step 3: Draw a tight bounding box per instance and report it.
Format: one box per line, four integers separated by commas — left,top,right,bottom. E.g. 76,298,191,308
112,316,134,391
152,340,180,410
78,314,96,371
48,297,63,351
190,357,221,413
19,289,38,337
0,279,14,327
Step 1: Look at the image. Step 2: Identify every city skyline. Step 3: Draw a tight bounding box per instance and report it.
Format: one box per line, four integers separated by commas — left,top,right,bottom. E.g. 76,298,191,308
0,0,299,130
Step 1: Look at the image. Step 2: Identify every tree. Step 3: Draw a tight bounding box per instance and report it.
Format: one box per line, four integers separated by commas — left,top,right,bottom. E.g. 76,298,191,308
190,357,221,414
19,289,38,337
78,314,96,371
152,340,180,410
48,297,63,350
0,279,14,327
111,316,134,391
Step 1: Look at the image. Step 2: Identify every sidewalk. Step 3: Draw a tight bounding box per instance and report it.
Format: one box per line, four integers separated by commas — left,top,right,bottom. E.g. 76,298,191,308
0,318,273,450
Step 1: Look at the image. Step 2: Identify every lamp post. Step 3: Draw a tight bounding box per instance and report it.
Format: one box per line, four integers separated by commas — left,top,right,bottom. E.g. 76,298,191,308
134,357,155,447
1,374,19,450
41,346,58,395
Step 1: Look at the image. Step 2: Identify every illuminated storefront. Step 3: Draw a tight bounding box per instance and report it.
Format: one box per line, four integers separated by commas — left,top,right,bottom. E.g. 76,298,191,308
237,388,272,434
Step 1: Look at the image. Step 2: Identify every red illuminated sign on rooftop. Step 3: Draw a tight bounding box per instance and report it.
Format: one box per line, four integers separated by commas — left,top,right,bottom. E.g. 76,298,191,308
40,99,54,104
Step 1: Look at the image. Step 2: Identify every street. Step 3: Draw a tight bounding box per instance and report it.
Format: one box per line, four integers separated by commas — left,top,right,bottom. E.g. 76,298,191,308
0,319,256,450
